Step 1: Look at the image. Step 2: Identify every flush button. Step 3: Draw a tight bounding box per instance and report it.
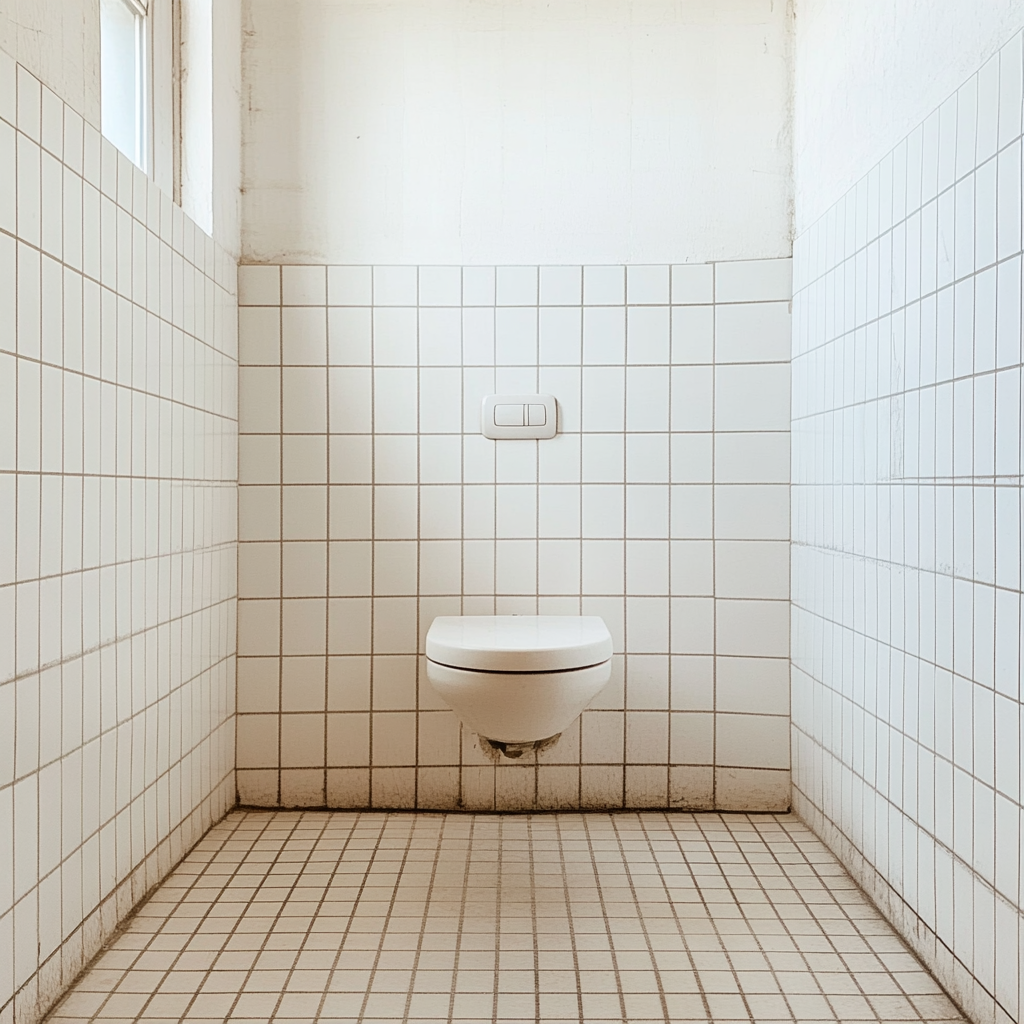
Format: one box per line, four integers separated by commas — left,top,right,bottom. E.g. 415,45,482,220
494,404,525,427
481,395,557,440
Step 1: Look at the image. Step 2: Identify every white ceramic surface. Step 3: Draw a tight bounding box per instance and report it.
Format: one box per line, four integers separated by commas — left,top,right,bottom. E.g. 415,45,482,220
425,660,613,744
426,615,613,673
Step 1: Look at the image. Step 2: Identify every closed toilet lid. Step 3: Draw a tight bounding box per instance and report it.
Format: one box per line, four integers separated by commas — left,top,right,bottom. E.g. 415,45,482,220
426,616,613,673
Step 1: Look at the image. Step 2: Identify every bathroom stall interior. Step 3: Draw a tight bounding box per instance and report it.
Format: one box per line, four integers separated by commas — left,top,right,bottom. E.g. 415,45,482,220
1,1,1023,1023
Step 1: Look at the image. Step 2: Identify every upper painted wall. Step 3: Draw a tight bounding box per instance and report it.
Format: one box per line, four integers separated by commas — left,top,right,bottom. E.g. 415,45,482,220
794,0,1024,231
0,0,100,125
241,0,793,266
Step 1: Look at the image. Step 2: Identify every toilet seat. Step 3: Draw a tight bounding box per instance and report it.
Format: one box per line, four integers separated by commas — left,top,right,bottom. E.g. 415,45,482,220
426,615,613,673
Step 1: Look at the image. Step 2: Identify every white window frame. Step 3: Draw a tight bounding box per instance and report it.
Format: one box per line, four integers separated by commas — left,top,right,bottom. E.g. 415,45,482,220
101,0,151,171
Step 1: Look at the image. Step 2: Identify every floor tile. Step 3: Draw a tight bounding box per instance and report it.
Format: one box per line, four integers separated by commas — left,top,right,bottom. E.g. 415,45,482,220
45,812,968,1024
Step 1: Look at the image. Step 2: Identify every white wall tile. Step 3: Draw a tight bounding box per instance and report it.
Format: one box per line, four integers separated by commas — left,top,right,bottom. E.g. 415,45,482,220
670,366,714,430
583,265,625,305
539,265,581,306
418,307,461,365
671,263,714,305
670,484,713,539
716,713,789,769
539,306,581,364
715,258,793,303
237,257,791,814
626,306,670,364
671,305,714,364
0,48,15,128
329,307,373,366
715,302,791,363
496,266,538,306
282,307,327,365
239,265,280,306
715,363,791,431
715,540,790,599
792,31,1024,1024
281,435,327,483
238,307,280,364
462,266,495,306
582,307,625,364
716,657,789,715
417,266,461,307
669,434,712,484
328,265,372,306
626,265,670,305
373,265,417,306
626,433,669,483
495,306,537,364
715,485,789,540
625,368,669,431
282,265,326,305
714,432,790,484
282,367,327,432
373,307,418,365
373,368,419,432
6,58,238,1024
0,120,15,235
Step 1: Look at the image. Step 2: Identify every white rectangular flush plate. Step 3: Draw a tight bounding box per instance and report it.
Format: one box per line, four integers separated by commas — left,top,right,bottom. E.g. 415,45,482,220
481,395,557,439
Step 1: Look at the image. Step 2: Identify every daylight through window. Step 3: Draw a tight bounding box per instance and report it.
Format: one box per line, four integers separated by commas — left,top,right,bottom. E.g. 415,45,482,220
100,0,148,168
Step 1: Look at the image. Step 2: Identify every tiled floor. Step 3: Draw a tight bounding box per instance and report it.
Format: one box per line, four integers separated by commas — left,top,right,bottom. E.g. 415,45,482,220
46,812,966,1024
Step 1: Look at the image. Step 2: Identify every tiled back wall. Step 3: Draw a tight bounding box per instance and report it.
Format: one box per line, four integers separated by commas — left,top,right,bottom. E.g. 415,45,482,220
235,259,793,813
0,49,238,1024
792,26,1024,1024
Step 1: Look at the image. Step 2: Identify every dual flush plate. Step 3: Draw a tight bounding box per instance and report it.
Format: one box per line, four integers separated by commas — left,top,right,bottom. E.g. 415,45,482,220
481,395,557,440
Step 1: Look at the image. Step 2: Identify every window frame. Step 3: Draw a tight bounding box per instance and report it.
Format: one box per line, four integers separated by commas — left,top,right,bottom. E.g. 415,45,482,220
100,0,152,171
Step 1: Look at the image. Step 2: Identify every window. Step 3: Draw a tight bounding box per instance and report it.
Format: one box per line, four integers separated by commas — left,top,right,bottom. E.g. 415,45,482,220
101,0,148,169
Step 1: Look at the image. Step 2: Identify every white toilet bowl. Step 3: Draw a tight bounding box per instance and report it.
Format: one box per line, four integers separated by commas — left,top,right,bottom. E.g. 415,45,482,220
425,616,613,746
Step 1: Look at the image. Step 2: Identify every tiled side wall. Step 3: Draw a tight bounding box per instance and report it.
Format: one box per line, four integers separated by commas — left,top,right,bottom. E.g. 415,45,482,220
0,51,238,1024
792,28,1024,1024
235,259,792,813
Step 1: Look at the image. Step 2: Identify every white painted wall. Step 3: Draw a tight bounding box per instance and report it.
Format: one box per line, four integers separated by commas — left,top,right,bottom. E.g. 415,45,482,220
241,0,793,266
794,0,1024,230
180,0,243,251
181,0,215,233
212,0,241,255
0,0,100,127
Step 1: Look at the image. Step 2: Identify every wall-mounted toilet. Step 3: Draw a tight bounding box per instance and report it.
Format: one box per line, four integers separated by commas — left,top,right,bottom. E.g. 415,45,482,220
425,615,613,752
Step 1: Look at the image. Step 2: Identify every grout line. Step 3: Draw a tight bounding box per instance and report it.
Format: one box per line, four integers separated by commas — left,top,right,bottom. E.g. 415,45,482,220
368,268,377,810
446,813,478,1023
608,813,673,1022
276,266,284,807
395,815,446,1021
710,263,719,809
323,270,332,806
